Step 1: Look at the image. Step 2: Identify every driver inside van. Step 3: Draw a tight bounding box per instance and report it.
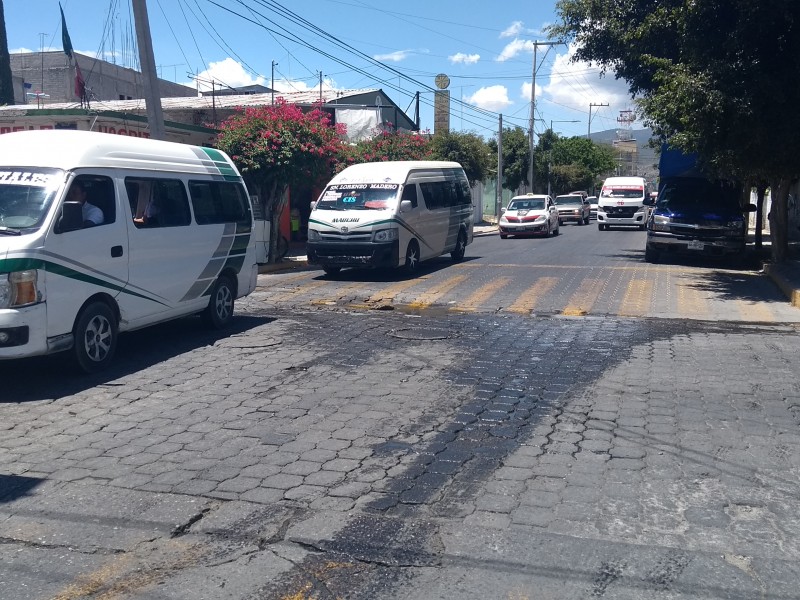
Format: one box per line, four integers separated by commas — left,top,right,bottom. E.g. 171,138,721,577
67,180,104,227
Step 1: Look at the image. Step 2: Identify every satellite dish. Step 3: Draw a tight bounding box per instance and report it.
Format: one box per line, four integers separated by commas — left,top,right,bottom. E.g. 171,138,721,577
435,74,450,90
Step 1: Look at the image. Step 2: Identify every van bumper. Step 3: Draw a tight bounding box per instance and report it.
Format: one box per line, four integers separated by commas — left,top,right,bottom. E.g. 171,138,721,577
0,304,49,359
307,240,400,269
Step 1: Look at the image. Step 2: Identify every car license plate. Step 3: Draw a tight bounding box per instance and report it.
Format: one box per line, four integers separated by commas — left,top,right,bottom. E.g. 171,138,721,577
687,240,704,250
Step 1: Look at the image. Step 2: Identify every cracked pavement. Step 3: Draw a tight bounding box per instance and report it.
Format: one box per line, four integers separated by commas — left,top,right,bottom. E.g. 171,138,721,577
1,306,800,599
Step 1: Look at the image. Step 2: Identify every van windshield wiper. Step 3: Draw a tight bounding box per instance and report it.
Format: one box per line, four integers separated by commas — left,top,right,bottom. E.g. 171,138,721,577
0,226,22,235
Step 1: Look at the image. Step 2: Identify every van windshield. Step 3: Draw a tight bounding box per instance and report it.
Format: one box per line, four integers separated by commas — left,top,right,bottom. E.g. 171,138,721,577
600,186,644,199
315,184,400,211
0,168,63,234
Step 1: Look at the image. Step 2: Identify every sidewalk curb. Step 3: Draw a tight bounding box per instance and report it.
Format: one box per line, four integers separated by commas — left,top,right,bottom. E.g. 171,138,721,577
763,262,800,308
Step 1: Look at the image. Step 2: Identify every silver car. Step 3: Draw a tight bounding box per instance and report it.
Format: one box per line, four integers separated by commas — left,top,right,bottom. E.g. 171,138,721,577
499,194,560,238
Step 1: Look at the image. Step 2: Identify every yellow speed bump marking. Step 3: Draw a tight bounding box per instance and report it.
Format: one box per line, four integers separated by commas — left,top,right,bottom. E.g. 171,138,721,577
311,282,366,305
506,277,559,314
619,278,654,317
453,276,513,312
562,278,604,316
269,280,327,303
676,276,709,320
361,278,422,308
407,274,468,308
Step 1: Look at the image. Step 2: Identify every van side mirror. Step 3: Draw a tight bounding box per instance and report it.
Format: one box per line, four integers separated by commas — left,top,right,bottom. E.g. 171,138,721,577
310,201,317,211
55,201,84,233
500,207,506,214
643,197,655,206
746,203,757,212
399,199,412,213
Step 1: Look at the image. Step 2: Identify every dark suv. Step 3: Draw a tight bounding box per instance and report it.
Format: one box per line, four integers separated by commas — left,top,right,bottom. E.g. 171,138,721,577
554,194,591,225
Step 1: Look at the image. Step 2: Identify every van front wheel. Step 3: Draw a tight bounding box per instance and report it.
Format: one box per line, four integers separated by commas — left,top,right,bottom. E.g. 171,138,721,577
451,230,467,262
74,301,118,373
202,275,235,329
404,240,420,274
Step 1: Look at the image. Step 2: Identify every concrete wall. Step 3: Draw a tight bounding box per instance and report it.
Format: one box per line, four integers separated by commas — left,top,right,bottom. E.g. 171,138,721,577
10,52,196,104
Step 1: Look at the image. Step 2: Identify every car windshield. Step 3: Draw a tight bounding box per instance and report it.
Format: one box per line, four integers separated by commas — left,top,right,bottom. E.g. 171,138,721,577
657,178,740,211
315,184,400,211
508,199,545,211
554,195,582,205
600,186,644,199
0,168,63,234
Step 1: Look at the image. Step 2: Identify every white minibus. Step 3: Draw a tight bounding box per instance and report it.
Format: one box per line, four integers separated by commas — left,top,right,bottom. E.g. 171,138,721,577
307,161,474,275
596,176,650,230
0,130,257,372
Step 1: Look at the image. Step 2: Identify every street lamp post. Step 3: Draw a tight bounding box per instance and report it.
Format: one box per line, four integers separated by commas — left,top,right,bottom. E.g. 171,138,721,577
547,120,580,195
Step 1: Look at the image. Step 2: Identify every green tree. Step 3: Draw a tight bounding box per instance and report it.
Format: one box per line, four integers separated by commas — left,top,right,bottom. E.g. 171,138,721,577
537,130,616,194
429,131,492,185
488,126,529,192
0,0,14,105
550,0,800,261
337,129,432,172
216,99,345,262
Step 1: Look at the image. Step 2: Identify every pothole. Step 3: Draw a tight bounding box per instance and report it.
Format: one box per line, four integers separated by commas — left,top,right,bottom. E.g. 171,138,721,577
388,327,452,340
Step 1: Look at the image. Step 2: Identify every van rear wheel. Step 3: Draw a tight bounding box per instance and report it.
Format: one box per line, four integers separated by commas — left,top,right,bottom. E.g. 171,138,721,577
74,301,118,373
451,230,467,262
202,275,235,329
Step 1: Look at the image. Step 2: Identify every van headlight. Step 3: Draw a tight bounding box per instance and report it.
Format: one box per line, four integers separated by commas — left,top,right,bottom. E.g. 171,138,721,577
0,270,42,308
651,215,671,232
307,229,321,241
373,229,398,242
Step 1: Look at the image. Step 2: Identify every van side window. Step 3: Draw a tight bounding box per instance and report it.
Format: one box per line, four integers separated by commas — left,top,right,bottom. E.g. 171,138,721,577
188,181,251,226
126,177,191,228
401,184,418,208
60,175,116,231
419,181,446,209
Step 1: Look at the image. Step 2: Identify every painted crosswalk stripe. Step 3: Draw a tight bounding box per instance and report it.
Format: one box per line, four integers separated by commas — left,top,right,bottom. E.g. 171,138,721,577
407,275,468,308
619,279,653,317
563,278,604,316
505,277,559,314
453,276,513,312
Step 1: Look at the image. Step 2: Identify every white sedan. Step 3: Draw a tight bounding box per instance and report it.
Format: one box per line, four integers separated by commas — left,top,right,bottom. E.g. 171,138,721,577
499,194,560,238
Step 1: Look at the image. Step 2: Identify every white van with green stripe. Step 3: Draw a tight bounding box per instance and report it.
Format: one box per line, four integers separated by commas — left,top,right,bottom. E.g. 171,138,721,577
307,161,474,275
0,130,257,372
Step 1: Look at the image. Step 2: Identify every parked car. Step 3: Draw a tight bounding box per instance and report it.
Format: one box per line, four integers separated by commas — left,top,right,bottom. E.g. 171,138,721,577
499,194,560,238
586,195,598,219
554,194,591,225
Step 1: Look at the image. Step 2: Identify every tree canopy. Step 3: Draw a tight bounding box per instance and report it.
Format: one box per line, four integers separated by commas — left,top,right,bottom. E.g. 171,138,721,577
488,127,530,192
429,131,492,185
550,0,800,260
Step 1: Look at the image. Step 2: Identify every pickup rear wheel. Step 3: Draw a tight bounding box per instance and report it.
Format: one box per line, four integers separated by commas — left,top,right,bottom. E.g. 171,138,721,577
644,245,660,263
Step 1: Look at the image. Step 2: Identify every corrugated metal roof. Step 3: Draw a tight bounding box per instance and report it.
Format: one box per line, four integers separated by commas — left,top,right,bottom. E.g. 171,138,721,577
0,89,381,114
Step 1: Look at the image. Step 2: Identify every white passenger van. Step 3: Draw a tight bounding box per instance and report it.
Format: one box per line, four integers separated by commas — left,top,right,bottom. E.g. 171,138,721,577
0,130,257,372
596,176,650,230
307,161,474,275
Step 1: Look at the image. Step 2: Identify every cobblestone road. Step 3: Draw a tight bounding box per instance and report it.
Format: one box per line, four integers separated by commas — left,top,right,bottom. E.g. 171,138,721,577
1,304,799,599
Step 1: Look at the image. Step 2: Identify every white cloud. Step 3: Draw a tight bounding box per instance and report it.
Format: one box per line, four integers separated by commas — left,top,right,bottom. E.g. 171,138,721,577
501,22,524,38
373,50,414,62
465,85,513,112
449,53,480,65
541,43,633,125
187,58,265,92
496,39,536,62
520,81,544,101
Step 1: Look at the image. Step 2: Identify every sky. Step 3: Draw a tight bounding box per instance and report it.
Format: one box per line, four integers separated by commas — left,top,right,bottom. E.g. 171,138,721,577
5,0,639,140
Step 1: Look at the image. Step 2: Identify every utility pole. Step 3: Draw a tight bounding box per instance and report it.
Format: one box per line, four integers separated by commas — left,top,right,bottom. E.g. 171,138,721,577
528,41,559,193
588,102,608,140
131,0,165,140
271,60,277,104
319,71,323,102
496,114,503,221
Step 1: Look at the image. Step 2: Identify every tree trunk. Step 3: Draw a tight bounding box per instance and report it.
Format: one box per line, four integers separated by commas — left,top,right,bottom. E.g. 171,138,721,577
768,178,791,263
754,184,767,248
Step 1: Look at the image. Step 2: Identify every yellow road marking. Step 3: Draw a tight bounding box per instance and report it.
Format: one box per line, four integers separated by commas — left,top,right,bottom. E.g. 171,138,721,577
505,277,559,314
269,280,327,303
619,279,654,317
311,282,366,305
736,299,775,323
365,278,421,305
407,274,468,308
676,278,709,319
562,278,604,316
453,276,513,312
